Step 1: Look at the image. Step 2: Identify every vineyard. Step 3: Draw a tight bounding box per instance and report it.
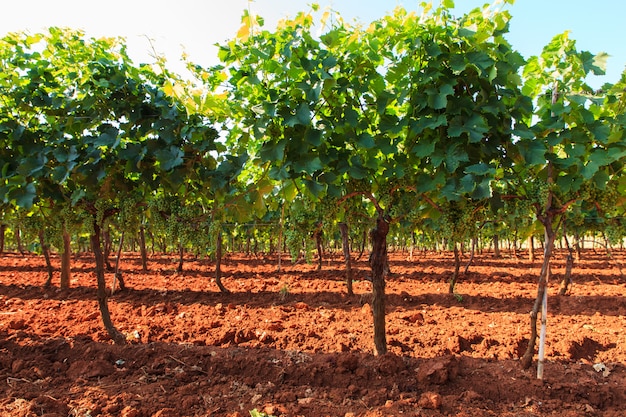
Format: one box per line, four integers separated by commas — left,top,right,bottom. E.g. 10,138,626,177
1,0,626,416
1,249,625,416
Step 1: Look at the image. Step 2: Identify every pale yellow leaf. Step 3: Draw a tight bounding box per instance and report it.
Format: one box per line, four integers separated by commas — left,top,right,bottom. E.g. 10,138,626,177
236,24,250,41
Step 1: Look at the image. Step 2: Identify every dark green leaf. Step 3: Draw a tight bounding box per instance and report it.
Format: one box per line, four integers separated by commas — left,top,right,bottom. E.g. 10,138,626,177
12,183,37,208
460,173,476,194
590,123,610,144
348,156,369,180
591,169,610,189
357,133,375,149
450,54,467,73
155,146,184,171
411,139,436,158
305,128,323,146
440,179,460,201
467,51,495,72
449,114,489,142
409,114,447,135
427,84,454,110
518,140,546,166
70,189,86,206
445,144,469,173
293,156,323,174
259,140,286,162
464,163,494,176
296,103,312,125
269,165,290,181
472,178,492,199
94,126,119,148
344,108,359,128
380,114,404,134
581,148,613,180
303,179,325,197
16,154,47,177
53,146,78,163
581,50,608,76
52,164,74,183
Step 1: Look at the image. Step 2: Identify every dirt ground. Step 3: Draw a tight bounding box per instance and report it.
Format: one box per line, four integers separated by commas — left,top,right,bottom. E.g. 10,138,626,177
0,247,625,417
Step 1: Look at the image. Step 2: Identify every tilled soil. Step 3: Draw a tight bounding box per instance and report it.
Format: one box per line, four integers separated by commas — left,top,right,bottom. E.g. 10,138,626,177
0,249,625,416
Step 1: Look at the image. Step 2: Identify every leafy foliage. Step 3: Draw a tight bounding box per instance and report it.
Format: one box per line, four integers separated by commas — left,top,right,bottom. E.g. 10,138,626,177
1,2,626,357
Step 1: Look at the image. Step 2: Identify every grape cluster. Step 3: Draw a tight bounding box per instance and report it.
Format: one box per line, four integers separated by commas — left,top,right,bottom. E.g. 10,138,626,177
94,199,110,227
436,200,479,244
595,181,621,212
501,194,535,229
57,204,92,245
11,209,44,251
346,178,371,194
117,197,142,233
317,196,340,235
207,220,223,253
525,179,551,208
284,228,305,262
149,196,211,252
604,219,626,246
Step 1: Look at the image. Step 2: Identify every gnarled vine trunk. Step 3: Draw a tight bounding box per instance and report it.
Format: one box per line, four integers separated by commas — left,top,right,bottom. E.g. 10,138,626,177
0,224,5,253
112,231,126,294
369,214,389,356
39,229,54,287
339,222,353,296
16,227,25,255
559,253,574,295
176,242,184,273
215,230,229,293
60,227,72,290
356,228,367,261
559,231,574,296
464,237,477,275
90,220,125,344
521,214,556,372
102,227,113,271
493,234,501,258
314,228,323,271
139,226,148,272
449,242,461,294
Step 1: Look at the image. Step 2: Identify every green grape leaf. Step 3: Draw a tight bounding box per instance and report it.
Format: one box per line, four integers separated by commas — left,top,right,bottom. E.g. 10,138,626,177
155,146,184,171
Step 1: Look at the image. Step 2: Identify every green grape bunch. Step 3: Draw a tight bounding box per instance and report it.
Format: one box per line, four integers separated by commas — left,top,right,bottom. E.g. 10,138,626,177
594,181,621,213
525,179,551,209
605,218,626,246
437,201,478,243
117,197,143,234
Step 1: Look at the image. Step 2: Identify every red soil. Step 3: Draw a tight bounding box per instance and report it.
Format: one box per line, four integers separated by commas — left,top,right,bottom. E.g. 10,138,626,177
1,249,625,416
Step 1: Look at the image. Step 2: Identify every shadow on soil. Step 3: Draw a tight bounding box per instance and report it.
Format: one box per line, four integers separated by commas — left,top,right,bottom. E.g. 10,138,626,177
1,330,623,417
0,281,624,317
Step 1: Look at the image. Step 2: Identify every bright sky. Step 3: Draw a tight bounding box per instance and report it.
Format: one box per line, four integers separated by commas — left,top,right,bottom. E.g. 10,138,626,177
2,0,623,88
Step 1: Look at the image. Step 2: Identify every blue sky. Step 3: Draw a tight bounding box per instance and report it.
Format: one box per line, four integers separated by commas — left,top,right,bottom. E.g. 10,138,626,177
2,1,623,88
